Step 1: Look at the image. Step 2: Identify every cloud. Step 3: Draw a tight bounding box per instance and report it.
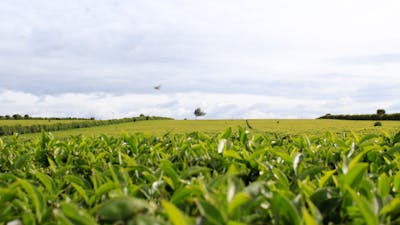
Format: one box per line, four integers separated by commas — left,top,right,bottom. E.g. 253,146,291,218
335,53,400,65
1,89,398,120
1,0,400,118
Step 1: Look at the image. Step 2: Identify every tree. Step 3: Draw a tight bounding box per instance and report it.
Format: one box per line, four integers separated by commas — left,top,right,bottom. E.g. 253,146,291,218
194,108,206,119
12,114,22,120
377,109,386,115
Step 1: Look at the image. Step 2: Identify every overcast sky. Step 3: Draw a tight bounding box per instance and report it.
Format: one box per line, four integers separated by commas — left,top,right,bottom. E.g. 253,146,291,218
1,0,400,119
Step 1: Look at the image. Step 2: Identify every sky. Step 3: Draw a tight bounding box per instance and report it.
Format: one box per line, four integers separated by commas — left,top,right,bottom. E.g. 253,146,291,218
1,0,400,119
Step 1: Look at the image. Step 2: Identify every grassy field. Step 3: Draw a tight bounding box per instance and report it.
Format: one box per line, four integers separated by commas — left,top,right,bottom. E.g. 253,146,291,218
14,119,400,139
0,119,87,126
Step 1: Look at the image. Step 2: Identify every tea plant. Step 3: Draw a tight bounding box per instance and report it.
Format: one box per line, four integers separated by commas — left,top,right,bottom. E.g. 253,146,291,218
1,129,400,224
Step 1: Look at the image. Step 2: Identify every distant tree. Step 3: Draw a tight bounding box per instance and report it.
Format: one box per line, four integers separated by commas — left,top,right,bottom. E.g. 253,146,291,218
377,109,386,115
5,115,10,119
24,114,30,119
12,114,23,120
194,108,206,119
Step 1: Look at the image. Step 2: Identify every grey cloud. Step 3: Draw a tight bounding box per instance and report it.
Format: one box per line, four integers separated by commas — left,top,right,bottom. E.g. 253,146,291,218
335,53,400,65
27,27,199,64
0,0,207,95
351,82,400,102
1,0,400,118
156,100,180,108
387,103,400,113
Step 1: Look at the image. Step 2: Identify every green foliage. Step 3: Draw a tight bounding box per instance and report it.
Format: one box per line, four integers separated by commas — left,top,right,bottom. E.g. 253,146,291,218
12,114,23,120
1,129,400,224
194,107,206,118
377,109,386,115
97,197,152,222
319,112,400,120
10,119,400,140
0,116,173,136
162,200,190,225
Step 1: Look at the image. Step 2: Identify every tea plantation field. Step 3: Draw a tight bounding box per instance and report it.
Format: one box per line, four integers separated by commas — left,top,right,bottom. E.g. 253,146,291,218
15,119,400,139
2,124,400,224
0,119,88,126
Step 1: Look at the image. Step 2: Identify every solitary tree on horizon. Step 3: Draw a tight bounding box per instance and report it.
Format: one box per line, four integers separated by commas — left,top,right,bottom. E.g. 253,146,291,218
377,109,386,115
194,108,206,119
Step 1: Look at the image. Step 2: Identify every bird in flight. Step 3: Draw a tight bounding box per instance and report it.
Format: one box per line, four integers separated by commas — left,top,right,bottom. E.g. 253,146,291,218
154,84,161,90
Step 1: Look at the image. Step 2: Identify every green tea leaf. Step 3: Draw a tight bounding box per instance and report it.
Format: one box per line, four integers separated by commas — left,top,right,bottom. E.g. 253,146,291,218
347,187,379,225
171,187,201,204
161,200,189,225
270,191,301,225
310,187,341,217
13,153,30,170
268,149,292,164
19,179,46,223
343,163,368,189
22,212,36,225
65,175,87,188
71,183,89,205
304,199,323,224
298,166,325,180
380,197,400,216
160,160,180,189
35,172,56,195
392,131,400,144
182,166,210,179
394,172,400,192
97,197,149,222
302,207,318,225
377,173,390,198
293,153,303,176
93,182,117,203
272,168,290,190
227,221,247,225
228,192,251,216
219,127,232,139
197,199,226,225
61,202,97,225
318,170,336,188
223,150,242,160
348,146,375,170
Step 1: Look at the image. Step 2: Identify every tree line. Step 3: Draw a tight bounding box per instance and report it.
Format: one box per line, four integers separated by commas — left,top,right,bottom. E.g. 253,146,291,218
0,116,172,136
318,109,400,120
0,114,92,120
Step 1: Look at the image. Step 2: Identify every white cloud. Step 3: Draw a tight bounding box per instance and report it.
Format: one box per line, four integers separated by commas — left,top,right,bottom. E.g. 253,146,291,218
0,90,397,119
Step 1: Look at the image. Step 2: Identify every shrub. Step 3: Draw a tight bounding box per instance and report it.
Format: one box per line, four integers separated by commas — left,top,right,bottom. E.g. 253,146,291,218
374,121,382,126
